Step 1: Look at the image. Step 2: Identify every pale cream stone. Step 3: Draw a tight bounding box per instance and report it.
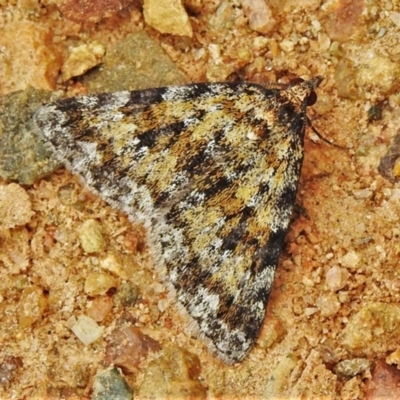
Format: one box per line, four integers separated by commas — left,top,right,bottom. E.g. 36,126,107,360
143,0,193,37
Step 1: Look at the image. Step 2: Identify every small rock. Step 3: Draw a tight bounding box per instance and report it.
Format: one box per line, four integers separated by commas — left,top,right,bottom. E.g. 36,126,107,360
114,282,139,307
335,52,400,98
62,42,105,81
92,367,133,400
334,59,359,99
365,360,400,399
367,103,384,122
353,188,372,199
58,183,78,205
386,348,400,365
77,219,106,253
289,350,337,398
99,253,139,280
208,1,235,32
0,87,59,184
82,31,190,93
0,356,23,389
257,317,286,350
0,183,34,229
68,315,104,345
242,0,276,34
323,0,365,43
316,292,340,317
18,286,48,328
105,326,161,371
57,0,134,23
340,251,360,269
84,272,118,296
264,353,299,397
390,11,400,27
0,20,61,96
87,296,113,322
143,0,193,37
340,376,362,399
0,228,31,274
341,303,400,356
279,39,295,53
356,51,400,95
325,266,349,292
334,358,370,378
318,341,341,364
137,346,206,399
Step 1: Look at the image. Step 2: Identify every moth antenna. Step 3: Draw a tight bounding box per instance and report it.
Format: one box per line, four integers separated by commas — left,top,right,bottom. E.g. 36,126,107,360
307,118,345,150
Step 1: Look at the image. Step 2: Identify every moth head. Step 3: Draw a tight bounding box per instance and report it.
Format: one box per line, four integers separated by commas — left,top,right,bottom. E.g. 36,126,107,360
288,76,323,106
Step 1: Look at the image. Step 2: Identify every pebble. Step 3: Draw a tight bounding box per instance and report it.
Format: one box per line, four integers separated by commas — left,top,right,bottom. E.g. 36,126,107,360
87,296,113,322
334,358,370,378
68,315,104,345
0,356,23,390
325,266,349,292
279,39,295,53
341,303,400,356
0,88,59,184
58,0,133,23
137,346,206,398
99,253,139,280
316,292,341,317
390,11,400,27
143,0,193,37
82,31,189,93
77,219,106,254
18,286,48,328
0,20,61,96
365,361,400,399
84,272,118,296
0,184,34,229
340,251,360,269
62,42,105,81
92,367,133,400
105,326,161,371
242,0,276,34
114,282,139,307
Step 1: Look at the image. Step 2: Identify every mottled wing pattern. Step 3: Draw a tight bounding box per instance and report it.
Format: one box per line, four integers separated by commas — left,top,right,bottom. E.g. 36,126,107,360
34,77,322,363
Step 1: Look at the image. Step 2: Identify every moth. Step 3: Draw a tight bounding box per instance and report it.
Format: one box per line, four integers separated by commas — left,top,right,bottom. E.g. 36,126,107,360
34,76,322,363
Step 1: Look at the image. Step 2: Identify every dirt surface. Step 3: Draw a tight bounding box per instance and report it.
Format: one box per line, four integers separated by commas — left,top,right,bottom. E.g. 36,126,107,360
1,0,400,398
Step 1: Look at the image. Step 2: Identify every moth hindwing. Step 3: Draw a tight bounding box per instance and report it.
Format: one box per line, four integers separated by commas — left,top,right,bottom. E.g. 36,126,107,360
34,77,323,363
